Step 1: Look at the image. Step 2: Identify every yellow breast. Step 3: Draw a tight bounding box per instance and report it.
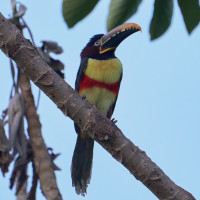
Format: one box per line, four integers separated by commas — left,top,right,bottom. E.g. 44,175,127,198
85,58,122,84
79,87,117,116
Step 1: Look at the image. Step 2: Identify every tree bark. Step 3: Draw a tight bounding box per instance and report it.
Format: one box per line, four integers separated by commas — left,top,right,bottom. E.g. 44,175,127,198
0,12,195,200
18,71,62,200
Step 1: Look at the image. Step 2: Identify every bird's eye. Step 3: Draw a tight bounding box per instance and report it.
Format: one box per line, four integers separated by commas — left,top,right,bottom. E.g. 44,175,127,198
94,40,100,46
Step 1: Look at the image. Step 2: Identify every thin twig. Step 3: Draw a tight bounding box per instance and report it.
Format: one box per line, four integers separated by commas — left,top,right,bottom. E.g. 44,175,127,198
21,17,35,45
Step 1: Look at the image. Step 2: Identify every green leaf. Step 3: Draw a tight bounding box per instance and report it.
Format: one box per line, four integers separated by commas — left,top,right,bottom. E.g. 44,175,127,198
150,0,173,40
62,0,99,28
107,0,142,31
178,0,200,34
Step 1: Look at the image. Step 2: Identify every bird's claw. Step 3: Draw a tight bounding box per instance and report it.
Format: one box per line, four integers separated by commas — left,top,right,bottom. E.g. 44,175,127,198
81,95,86,100
111,118,117,124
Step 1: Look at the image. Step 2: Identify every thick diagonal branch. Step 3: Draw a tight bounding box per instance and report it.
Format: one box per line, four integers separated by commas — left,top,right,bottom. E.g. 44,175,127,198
0,13,195,200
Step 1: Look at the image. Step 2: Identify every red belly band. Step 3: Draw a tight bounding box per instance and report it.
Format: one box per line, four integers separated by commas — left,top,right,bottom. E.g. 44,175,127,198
79,75,119,95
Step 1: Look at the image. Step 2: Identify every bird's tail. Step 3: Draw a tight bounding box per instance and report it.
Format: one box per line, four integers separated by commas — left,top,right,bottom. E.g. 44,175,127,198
71,133,94,196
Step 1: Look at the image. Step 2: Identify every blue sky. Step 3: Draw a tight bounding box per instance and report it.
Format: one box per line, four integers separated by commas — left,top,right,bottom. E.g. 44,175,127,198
1,0,200,199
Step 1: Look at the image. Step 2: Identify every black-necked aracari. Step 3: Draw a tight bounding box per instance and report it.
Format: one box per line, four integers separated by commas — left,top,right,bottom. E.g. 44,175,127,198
71,23,141,195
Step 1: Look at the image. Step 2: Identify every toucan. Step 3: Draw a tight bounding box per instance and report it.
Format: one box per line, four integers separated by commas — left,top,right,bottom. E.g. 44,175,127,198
71,23,141,195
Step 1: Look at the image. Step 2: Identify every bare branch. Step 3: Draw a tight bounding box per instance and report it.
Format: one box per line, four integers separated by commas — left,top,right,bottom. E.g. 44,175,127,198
0,12,195,200
18,70,62,200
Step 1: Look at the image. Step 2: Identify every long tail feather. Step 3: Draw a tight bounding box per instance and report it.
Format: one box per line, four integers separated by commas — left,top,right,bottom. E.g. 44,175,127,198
71,134,94,196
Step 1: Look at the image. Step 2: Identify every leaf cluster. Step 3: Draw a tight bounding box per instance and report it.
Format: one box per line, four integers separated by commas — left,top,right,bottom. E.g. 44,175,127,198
62,0,200,40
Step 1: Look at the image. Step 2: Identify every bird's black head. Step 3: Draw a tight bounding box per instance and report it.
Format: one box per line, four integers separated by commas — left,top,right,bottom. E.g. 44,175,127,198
81,23,141,60
81,34,113,60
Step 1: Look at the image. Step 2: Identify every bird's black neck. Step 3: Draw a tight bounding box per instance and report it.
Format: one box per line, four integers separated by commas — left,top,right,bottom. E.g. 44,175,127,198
91,50,116,60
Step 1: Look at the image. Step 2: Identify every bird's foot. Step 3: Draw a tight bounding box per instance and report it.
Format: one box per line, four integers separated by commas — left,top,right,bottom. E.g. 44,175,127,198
81,95,86,100
111,118,118,124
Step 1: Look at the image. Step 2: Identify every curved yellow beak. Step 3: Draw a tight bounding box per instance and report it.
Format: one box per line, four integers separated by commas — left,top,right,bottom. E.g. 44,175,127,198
99,23,142,54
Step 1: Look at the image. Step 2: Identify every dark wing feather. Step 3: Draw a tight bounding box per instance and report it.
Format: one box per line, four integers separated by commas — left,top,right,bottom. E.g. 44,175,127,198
106,73,123,119
75,57,88,92
74,57,88,134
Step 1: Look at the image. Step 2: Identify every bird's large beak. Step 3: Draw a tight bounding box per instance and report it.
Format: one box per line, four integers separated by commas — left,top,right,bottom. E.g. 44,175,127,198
99,23,141,54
